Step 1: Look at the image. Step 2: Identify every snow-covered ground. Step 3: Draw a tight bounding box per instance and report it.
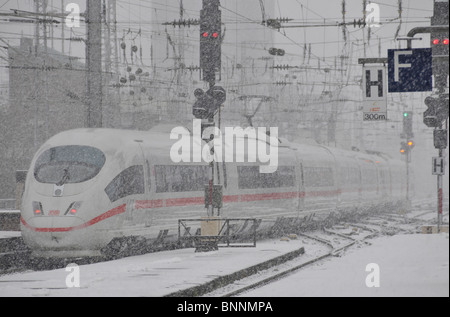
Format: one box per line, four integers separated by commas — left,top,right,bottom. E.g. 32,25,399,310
0,231,448,297
241,233,449,297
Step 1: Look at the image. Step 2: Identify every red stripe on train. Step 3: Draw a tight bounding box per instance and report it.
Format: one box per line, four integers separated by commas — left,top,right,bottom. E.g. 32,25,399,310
135,199,163,209
21,188,352,232
166,197,204,207
240,192,298,202
135,190,338,209
21,204,126,232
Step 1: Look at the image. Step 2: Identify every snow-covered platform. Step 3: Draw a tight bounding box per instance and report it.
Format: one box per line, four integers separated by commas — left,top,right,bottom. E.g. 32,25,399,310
0,231,21,239
243,233,449,297
0,238,305,297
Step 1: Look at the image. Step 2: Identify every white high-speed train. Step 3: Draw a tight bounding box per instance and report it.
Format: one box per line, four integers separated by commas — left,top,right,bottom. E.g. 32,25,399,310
20,126,406,258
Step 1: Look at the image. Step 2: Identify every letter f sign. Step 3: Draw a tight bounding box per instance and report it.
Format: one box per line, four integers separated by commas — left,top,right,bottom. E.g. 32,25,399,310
394,50,412,82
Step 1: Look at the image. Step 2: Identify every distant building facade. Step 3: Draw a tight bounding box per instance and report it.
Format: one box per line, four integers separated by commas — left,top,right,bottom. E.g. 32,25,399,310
0,38,86,199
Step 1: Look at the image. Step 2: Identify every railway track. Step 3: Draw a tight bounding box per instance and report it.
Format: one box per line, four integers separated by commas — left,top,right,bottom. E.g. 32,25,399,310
199,224,377,297
199,203,448,297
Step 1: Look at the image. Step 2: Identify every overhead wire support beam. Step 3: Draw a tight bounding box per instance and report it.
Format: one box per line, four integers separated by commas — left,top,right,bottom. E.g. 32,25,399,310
357,58,388,65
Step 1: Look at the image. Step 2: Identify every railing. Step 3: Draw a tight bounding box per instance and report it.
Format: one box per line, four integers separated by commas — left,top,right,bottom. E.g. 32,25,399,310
178,217,260,251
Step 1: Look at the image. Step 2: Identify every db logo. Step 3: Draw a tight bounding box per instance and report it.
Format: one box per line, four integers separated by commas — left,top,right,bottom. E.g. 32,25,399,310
65,3,80,28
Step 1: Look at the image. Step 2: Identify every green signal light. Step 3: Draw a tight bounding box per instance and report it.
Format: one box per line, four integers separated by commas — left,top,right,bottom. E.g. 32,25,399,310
404,112,408,117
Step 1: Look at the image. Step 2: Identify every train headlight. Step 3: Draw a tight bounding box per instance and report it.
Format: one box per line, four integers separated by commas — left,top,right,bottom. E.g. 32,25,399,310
32,201,44,216
65,201,82,216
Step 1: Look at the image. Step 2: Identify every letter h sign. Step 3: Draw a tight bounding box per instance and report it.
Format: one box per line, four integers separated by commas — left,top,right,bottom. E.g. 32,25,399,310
362,65,387,116
366,69,383,98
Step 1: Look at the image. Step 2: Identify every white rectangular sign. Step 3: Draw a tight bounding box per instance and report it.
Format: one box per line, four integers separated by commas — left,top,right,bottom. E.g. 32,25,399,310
432,157,445,175
362,65,387,121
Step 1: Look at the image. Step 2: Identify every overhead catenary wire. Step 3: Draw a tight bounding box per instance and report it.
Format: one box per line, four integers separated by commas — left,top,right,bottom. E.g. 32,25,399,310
0,0,435,141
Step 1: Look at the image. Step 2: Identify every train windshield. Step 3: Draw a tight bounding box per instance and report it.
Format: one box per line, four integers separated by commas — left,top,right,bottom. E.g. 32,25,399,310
34,146,106,185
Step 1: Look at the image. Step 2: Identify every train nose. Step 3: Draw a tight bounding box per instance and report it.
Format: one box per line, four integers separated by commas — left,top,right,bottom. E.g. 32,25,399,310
21,207,90,253
24,214,86,231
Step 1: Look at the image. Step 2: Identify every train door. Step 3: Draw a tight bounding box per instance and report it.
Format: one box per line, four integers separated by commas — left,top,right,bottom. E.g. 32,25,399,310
125,141,149,227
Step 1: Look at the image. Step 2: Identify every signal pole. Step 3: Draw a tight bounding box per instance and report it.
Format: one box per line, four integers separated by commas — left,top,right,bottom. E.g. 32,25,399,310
418,0,450,231
402,2,448,228
194,0,226,218
430,1,448,231
401,111,414,208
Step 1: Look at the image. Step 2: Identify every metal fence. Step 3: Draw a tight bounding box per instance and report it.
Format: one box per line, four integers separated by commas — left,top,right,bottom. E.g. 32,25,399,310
178,218,260,250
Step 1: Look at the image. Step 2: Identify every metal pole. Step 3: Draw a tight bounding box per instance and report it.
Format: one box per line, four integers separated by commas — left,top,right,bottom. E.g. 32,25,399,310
61,0,65,54
86,0,103,128
406,151,410,208
201,0,221,218
208,160,214,217
437,148,443,232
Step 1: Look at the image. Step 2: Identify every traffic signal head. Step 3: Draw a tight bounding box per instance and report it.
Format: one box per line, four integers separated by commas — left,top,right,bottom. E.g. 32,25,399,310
200,1,222,82
431,33,449,54
407,140,415,150
434,129,448,149
192,86,226,120
424,94,449,128
402,111,413,138
431,31,449,81
193,89,208,119
430,0,449,90
400,142,407,155
207,85,226,105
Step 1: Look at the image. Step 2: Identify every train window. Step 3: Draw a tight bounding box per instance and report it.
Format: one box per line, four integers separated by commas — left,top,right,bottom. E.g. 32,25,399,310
34,146,106,184
154,165,209,193
105,165,145,203
237,166,296,189
339,167,360,186
303,166,334,187
361,168,377,184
